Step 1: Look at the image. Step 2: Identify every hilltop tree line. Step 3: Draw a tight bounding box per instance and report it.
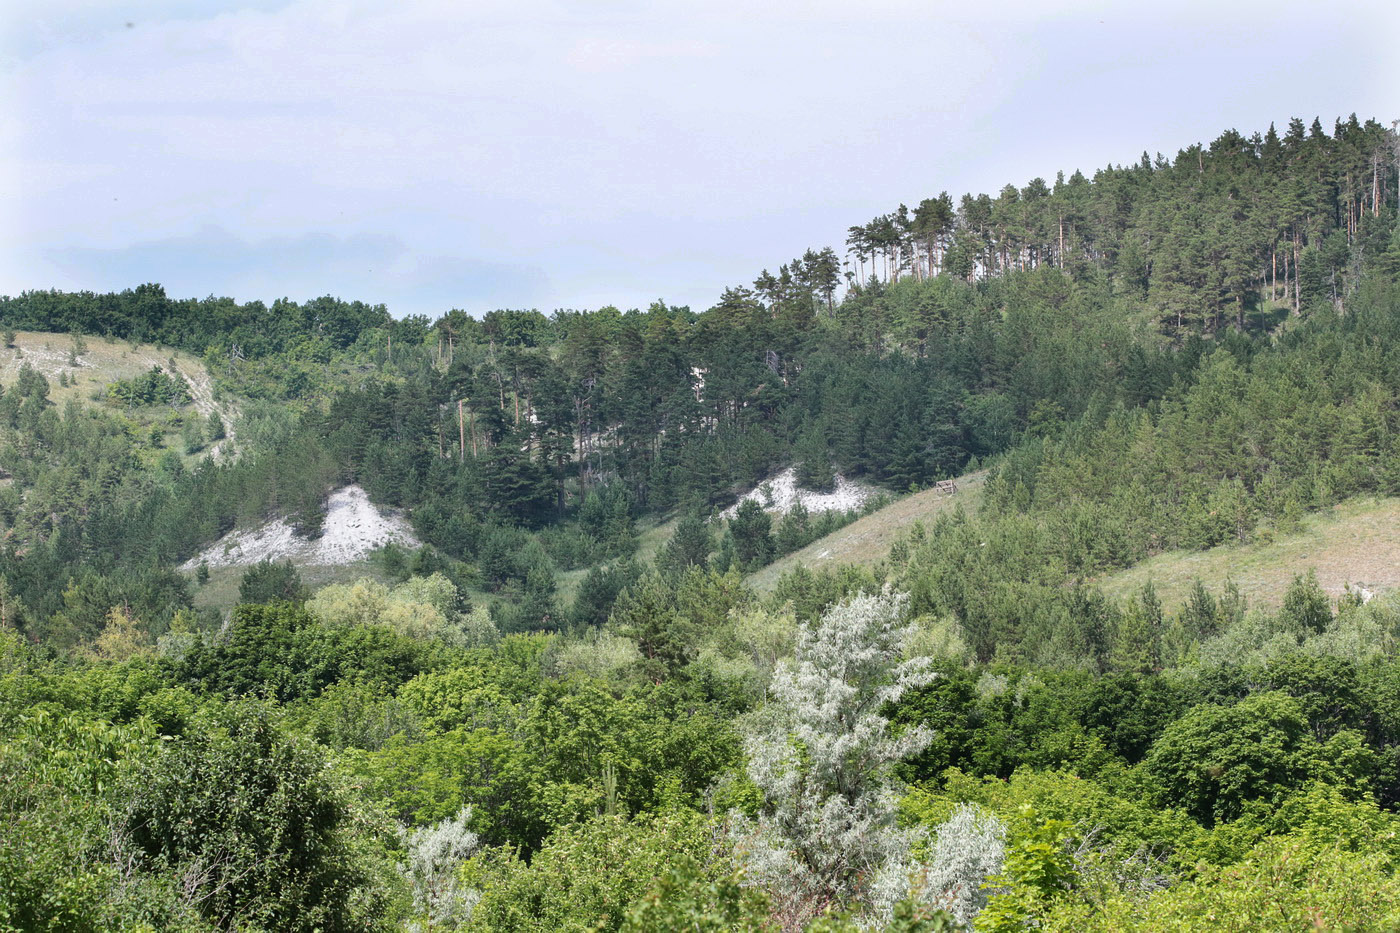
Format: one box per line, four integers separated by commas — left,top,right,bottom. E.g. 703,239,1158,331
843,115,1398,331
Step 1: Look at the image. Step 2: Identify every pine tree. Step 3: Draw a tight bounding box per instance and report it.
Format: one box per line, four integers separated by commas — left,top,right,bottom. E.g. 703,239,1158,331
711,533,740,574
729,500,775,571
658,513,713,577
182,417,205,455
0,576,25,630
794,426,835,492
238,559,305,605
774,499,811,556
1109,582,1163,673
1279,569,1331,635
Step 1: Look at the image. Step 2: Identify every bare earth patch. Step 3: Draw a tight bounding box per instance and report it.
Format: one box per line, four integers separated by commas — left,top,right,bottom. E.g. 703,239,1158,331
721,466,874,519
182,485,421,570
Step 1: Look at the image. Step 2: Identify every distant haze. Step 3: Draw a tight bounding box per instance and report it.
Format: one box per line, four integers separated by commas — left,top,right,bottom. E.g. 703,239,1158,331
2,0,1396,317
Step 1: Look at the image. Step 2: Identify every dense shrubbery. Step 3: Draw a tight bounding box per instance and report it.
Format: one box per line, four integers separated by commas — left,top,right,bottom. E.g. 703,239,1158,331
2,116,1399,928
7,551,1400,929
107,365,191,407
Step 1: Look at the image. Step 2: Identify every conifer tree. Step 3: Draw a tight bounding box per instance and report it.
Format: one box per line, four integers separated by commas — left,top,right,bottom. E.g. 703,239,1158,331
658,513,713,577
730,500,775,570
794,426,835,492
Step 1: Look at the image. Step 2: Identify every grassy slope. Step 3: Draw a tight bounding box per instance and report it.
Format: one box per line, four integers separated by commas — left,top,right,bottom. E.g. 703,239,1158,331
746,471,988,593
1,330,238,462
1094,497,1400,612
5,331,200,405
191,561,395,613
740,454,1400,614
0,331,258,610
554,514,680,605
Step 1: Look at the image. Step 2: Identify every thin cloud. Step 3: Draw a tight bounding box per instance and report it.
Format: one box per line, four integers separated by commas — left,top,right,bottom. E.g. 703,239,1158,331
2,0,1396,316
42,226,550,310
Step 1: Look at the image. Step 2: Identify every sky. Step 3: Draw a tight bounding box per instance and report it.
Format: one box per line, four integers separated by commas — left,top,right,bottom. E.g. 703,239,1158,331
2,0,1396,318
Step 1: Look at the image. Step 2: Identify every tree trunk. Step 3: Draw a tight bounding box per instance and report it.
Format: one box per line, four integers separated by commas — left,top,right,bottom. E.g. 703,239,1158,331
1281,245,1290,310
1373,152,1381,217
1292,233,1300,314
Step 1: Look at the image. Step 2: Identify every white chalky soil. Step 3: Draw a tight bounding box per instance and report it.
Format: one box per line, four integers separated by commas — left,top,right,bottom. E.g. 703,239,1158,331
182,485,420,569
720,466,873,519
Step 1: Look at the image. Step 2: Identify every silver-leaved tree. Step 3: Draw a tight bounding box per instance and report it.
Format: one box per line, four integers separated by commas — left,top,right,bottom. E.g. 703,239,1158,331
401,806,481,931
731,592,1005,929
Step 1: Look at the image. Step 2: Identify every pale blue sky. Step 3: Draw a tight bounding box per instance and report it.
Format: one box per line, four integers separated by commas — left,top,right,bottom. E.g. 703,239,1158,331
2,0,1396,317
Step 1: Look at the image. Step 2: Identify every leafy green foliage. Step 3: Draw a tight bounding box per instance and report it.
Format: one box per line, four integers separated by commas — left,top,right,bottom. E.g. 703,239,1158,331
107,365,191,407
1142,692,1375,826
620,855,776,932
1040,836,1400,932
468,811,716,932
238,558,305,604
977,807,1077,932
121,701,403,931
1,116,1399,930
176,603,439,702
0,710,178,932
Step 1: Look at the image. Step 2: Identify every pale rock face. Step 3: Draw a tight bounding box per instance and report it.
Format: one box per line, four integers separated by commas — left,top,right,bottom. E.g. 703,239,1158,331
182,485,421,569
721,466,872,519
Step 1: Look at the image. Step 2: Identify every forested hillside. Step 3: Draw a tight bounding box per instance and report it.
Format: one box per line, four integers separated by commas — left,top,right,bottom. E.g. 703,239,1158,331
3,116,1400,931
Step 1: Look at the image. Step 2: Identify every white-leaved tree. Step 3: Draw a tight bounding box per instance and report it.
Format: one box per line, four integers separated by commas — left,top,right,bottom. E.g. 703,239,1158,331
916,803,1007,924
732,592,955,928
401,806,481,931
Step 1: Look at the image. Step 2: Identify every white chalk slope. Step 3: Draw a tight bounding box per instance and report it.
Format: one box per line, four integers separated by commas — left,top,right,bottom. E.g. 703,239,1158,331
721,466,873,519
183,485,421,569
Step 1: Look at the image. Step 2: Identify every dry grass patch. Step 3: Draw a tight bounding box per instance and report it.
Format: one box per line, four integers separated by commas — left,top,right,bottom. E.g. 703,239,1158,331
746,471,987,593
1096,497,1400,612
1,330,239,459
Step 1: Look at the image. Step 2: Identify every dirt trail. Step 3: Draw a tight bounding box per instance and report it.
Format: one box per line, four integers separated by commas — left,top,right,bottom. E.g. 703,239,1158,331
168,357,237,458
125,347,238,459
